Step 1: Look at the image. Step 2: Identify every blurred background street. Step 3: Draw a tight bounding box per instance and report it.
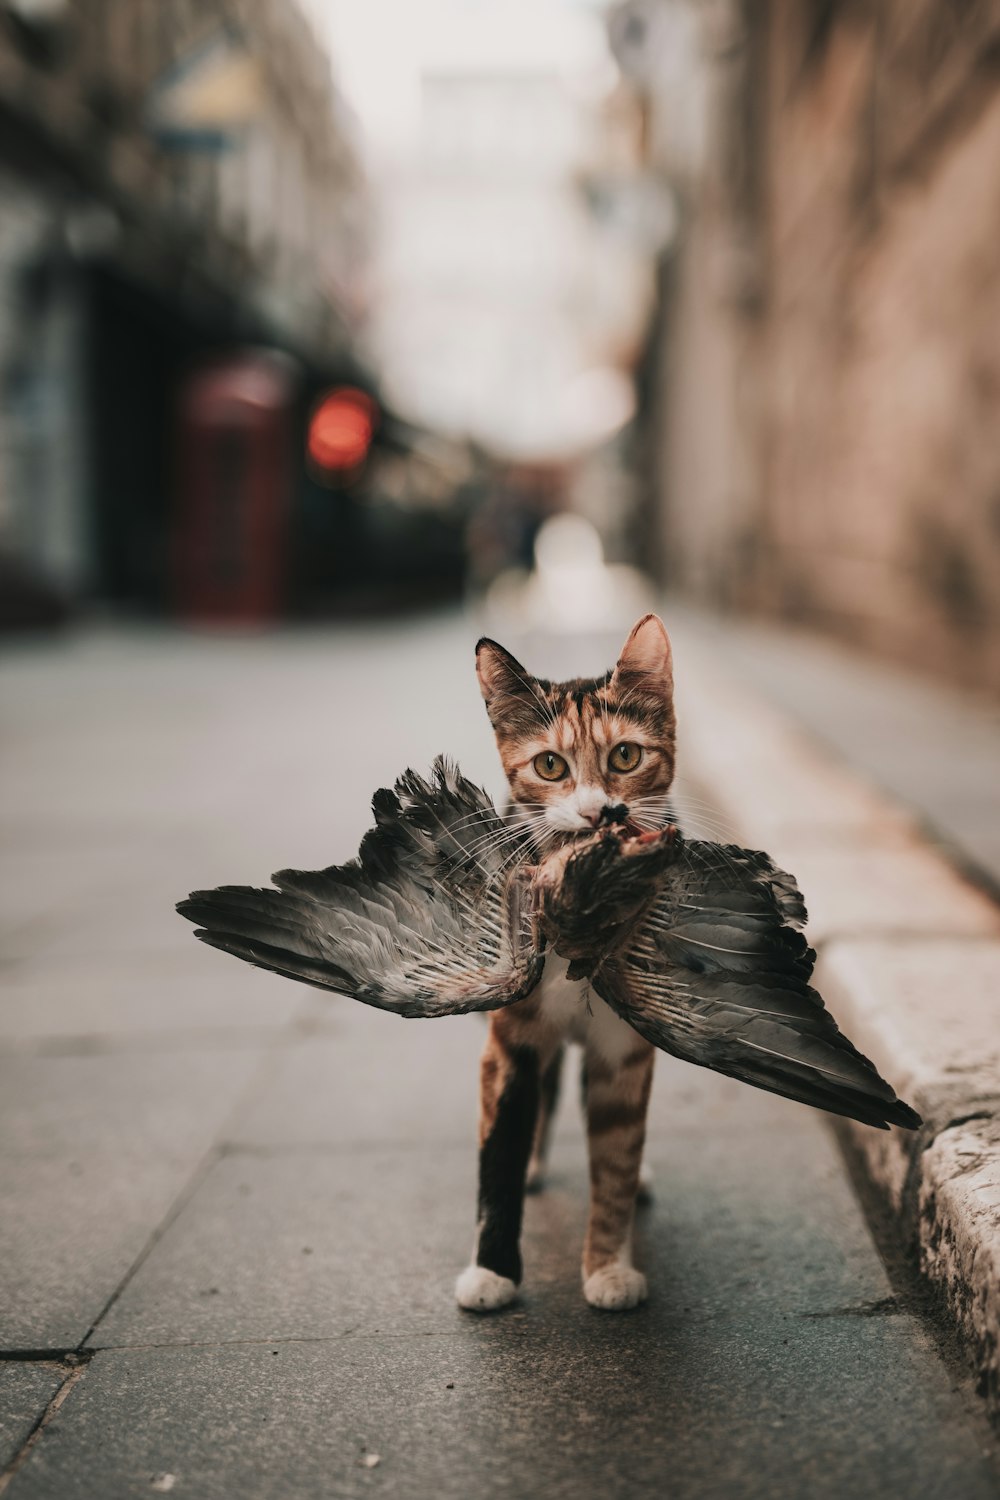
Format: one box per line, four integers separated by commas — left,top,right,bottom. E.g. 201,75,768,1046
2,0,1000,1494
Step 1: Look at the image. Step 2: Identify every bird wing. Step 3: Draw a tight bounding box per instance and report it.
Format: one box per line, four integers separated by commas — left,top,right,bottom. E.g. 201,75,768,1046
589,838,920,1131
177,757,543,1018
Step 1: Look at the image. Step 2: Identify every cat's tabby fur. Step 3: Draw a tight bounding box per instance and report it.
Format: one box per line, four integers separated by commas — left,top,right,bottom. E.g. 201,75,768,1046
456,614,675,1312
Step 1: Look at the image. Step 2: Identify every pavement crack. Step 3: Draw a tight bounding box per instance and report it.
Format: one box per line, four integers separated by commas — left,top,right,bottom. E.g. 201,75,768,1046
0,1349,88,1364
88,1330,473,1353
800,1296,903,1320
76,1143,227,1348
0,1354,92,1495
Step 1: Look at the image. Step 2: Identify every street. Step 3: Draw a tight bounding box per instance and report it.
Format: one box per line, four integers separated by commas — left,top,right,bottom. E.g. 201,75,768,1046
1,613,998,1499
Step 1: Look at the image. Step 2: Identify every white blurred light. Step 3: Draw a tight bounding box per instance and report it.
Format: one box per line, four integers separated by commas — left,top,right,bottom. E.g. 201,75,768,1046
534,513,605,573
485,515,652,634
560,368,636,447
303,0,610,158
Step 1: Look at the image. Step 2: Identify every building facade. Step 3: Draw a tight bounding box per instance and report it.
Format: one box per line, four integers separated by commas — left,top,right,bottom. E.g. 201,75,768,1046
629,0,1000,691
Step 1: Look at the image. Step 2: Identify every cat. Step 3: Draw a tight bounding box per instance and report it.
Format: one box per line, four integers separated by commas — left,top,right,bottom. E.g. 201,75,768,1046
456,613,677,1313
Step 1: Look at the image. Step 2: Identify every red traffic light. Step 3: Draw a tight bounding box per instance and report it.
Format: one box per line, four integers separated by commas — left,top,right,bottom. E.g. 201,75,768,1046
307,387,378,474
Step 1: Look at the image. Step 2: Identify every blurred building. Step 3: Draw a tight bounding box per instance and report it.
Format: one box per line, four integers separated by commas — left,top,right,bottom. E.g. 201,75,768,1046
0,0,367,609
623,0,1000,692
366,6,656,466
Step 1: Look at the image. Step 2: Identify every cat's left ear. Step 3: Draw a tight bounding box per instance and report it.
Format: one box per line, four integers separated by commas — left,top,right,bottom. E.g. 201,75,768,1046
611,614,673,695
476,637,549,734
475,637,532,706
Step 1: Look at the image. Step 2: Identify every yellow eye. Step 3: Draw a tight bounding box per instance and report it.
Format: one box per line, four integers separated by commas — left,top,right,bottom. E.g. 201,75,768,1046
533,751,569,782
609,742,643,773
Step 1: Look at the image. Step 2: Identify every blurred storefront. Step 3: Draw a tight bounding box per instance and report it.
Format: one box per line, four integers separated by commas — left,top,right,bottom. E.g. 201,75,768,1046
0,0,369,618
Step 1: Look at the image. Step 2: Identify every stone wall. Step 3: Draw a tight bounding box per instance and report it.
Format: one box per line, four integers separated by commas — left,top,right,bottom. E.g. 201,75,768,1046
653,0,1000,692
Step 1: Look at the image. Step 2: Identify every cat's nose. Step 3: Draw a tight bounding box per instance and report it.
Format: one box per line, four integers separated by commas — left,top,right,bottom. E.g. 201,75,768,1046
595,803,629,828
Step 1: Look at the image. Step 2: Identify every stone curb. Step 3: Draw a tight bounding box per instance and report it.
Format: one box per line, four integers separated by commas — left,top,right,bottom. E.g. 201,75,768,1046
674,643,1000,1415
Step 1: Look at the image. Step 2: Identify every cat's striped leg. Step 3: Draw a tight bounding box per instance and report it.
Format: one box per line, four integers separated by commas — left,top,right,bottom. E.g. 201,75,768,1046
581,1034,655,1310
456,1011,542,1312
525,1044,564,1192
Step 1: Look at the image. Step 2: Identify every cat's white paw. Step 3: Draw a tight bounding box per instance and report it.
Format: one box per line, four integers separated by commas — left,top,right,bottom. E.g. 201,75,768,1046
455,1265,518,1312
583,1265,648,1311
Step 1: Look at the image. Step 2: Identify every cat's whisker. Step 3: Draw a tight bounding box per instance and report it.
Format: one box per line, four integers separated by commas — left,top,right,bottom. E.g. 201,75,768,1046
669,788,731,811
442,832,511,863
668,800,742,841
443,809,509,836
446,824,532,867
454,814,522,845
422,803,510,889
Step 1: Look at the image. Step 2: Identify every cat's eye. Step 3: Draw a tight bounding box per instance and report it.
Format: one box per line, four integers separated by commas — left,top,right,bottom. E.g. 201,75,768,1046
533,751,568,782
609,742,643,773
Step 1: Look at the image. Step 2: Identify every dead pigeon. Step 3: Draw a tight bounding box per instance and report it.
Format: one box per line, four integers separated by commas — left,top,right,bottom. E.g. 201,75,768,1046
177,757,919,1132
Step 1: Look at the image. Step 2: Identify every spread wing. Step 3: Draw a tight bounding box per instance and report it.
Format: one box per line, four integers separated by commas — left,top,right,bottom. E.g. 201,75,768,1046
590,839,920,1131
177,758,543,1017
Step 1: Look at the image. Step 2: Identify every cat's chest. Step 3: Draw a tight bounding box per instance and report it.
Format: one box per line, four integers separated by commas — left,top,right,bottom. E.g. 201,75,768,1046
538,955,639,1065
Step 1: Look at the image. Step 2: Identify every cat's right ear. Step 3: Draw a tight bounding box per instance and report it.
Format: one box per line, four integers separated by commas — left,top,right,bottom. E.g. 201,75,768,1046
475,638,532,708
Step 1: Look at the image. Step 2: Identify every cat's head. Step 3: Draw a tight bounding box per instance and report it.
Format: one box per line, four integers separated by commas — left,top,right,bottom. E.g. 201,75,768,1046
476,614,675,845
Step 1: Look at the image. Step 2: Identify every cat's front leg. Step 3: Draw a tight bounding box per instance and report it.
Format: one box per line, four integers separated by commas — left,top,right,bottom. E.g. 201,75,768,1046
581,1032,654,1311
456,1012,541,1312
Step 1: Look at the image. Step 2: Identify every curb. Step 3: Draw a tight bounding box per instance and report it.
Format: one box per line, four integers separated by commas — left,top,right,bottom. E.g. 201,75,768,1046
674,636,1000,1416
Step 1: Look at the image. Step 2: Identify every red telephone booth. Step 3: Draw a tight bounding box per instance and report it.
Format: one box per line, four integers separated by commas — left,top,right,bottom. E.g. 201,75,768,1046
172,351,297,623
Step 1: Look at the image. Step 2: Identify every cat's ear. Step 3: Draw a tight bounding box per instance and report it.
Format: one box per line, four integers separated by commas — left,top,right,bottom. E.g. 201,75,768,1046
611,614,673,696
476,638,533,707
476,638,547,733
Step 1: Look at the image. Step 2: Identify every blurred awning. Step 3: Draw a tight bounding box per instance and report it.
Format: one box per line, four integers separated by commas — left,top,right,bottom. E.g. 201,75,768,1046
146,27,263,151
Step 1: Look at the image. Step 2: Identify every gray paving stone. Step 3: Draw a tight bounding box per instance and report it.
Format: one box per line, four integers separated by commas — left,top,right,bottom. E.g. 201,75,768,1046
91,1146,477,1348
0,1050,266,1348
0,1365,63,1469
10,1319,1000,1500
1,1155,216,1351
227,1008,483,1149
0,954,305,1049
0,1051,265,1160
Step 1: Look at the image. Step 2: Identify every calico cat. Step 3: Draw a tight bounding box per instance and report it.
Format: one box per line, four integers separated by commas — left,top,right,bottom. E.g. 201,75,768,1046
456,613,676,1313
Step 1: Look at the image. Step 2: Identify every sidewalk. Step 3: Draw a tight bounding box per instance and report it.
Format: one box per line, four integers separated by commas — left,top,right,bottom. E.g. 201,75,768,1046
1,613,998,1498
668,607,1000,1420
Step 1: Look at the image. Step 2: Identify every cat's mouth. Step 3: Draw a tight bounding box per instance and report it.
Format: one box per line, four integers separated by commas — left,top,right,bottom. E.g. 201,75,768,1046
562,818,659,846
